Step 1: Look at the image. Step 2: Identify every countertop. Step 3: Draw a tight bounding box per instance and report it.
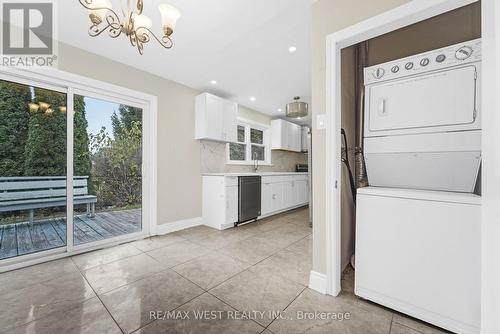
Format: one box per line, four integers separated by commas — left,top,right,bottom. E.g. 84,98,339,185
202,172,309,177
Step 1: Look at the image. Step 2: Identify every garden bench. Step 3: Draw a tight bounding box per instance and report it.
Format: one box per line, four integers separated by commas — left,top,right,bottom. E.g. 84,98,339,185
0,176,97,224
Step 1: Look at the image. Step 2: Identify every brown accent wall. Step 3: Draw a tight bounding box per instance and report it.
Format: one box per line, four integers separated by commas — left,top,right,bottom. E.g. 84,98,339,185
367,2,481,66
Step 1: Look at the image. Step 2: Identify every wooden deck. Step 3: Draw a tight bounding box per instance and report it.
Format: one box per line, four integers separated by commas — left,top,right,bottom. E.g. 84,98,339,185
0,209,141,260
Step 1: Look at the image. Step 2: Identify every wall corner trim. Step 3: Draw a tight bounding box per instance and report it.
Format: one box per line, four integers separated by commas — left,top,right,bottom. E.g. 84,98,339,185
309,270,328,294
155,216,202,236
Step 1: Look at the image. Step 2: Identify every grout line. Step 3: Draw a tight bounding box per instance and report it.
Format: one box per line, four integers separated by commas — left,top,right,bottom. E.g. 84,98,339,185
86,256,177,296
388,316,394,334
128,233,190,253
75,236,192,272
73,248,145,271
264,286,308,331
69,256,126,334
205,289,267,330
131,285,207,333
169,266,211,292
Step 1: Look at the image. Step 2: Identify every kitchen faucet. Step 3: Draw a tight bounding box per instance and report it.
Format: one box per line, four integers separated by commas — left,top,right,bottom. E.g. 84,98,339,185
253,152,259,172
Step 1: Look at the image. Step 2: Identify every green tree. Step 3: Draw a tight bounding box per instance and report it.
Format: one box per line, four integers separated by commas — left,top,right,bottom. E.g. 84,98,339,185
91,120,142,207
111,105,142,138
73,96,91,176
24,91,92,178
0,81,32,176
24,89,67,176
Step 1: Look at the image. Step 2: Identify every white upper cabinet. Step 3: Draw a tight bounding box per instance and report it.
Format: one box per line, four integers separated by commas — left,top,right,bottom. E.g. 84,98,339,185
195,93,238,142
301,126,310,152
271,119,302,152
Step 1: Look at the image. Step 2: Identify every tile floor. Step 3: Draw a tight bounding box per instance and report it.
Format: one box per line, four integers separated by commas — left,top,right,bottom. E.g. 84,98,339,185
0,208,450,334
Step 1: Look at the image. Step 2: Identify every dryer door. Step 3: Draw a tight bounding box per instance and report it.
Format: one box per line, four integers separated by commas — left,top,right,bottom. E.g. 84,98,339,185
365,65,479,137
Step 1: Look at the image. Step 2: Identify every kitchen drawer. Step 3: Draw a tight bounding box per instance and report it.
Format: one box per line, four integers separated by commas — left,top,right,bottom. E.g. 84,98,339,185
293,175,308,181
262,176,277,184
262,176,284,184
225,176,239,187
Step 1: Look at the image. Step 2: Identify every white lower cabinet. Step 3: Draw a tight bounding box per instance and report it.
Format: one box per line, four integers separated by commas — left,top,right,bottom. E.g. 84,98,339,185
261,182,273,216
283,181,296,208
261,174,309,216
202,176,239,230
203,174,309,230
225,185,238,225
271,182,285,213
296,179,309,206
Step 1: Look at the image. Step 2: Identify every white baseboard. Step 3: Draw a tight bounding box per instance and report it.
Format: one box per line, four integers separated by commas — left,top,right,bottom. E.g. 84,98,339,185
259,204,309,220
309,270,327,294
155,216,202,235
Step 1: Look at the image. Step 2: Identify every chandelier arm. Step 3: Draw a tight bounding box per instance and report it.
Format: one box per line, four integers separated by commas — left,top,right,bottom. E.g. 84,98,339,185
88,11,123,38
129,32,145,55
135,27,174,49
136,0,144,15
78,0,113,13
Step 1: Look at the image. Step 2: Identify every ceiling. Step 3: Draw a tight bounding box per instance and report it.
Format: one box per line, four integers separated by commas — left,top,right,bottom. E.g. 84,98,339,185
58,0,312,125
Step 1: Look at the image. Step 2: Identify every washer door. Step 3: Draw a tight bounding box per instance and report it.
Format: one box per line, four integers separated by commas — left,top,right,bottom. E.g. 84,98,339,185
365,65,479,137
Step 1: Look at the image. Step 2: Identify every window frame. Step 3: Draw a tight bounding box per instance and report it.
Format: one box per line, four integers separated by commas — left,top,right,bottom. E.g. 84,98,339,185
226,118,272,166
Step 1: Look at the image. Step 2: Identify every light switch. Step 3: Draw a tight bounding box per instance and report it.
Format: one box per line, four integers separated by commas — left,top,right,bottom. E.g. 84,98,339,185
316,114,327,130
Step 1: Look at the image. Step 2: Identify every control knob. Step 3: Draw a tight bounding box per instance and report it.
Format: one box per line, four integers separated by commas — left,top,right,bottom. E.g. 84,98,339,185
455,46,473,60
405,62,414,70
373,68,385,79
420,58,430,66
436,54,446,63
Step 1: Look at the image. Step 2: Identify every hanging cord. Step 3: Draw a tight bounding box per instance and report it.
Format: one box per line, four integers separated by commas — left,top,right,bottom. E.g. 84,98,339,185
341,128,357,205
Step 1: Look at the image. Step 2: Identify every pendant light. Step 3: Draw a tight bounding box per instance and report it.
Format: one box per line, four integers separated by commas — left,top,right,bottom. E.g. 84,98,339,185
286,96,308,118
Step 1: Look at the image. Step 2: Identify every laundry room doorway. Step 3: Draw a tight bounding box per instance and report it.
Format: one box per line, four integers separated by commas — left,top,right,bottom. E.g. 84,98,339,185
324,0,500,333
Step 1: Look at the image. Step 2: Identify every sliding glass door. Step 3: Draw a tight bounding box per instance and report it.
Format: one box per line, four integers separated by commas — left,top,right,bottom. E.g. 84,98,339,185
72,94,143,246
0,73,150,265
0,79,68,260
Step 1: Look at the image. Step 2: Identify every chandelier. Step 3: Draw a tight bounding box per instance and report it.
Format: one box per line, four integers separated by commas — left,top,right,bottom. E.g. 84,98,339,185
78,0,181,55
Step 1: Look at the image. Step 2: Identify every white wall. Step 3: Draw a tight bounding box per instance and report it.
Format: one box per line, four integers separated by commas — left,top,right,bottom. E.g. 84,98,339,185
311,0,410,275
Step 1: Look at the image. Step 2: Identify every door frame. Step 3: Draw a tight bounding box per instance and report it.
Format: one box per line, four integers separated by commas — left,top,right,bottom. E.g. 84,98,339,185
0,66,158,271
324,0,499,332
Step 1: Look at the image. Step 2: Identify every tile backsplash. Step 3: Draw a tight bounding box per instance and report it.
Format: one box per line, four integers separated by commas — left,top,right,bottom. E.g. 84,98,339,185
200,140,308,174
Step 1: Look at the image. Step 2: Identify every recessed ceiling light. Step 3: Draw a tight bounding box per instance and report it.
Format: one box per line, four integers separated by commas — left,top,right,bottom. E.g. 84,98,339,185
249,97,256,102
277,108,283,112
210,80,217,84
288,46,297,53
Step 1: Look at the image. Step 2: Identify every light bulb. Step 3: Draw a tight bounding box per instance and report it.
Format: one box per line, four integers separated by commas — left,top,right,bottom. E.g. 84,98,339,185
159,4,181,36
132,13,153,30
88,0,112,21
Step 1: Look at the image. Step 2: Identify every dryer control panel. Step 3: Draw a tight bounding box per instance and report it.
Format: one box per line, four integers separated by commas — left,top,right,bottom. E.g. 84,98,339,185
364,39,481,85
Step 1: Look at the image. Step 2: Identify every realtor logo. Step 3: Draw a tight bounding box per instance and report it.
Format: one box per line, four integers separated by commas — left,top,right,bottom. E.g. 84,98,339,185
1,0,58,67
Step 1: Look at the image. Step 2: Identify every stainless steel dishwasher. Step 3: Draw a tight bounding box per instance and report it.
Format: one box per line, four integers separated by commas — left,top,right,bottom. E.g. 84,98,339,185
237,176,261,225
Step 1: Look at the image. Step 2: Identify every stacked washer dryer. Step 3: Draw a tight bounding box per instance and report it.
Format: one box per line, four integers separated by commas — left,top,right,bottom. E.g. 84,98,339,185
355,39,481,334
